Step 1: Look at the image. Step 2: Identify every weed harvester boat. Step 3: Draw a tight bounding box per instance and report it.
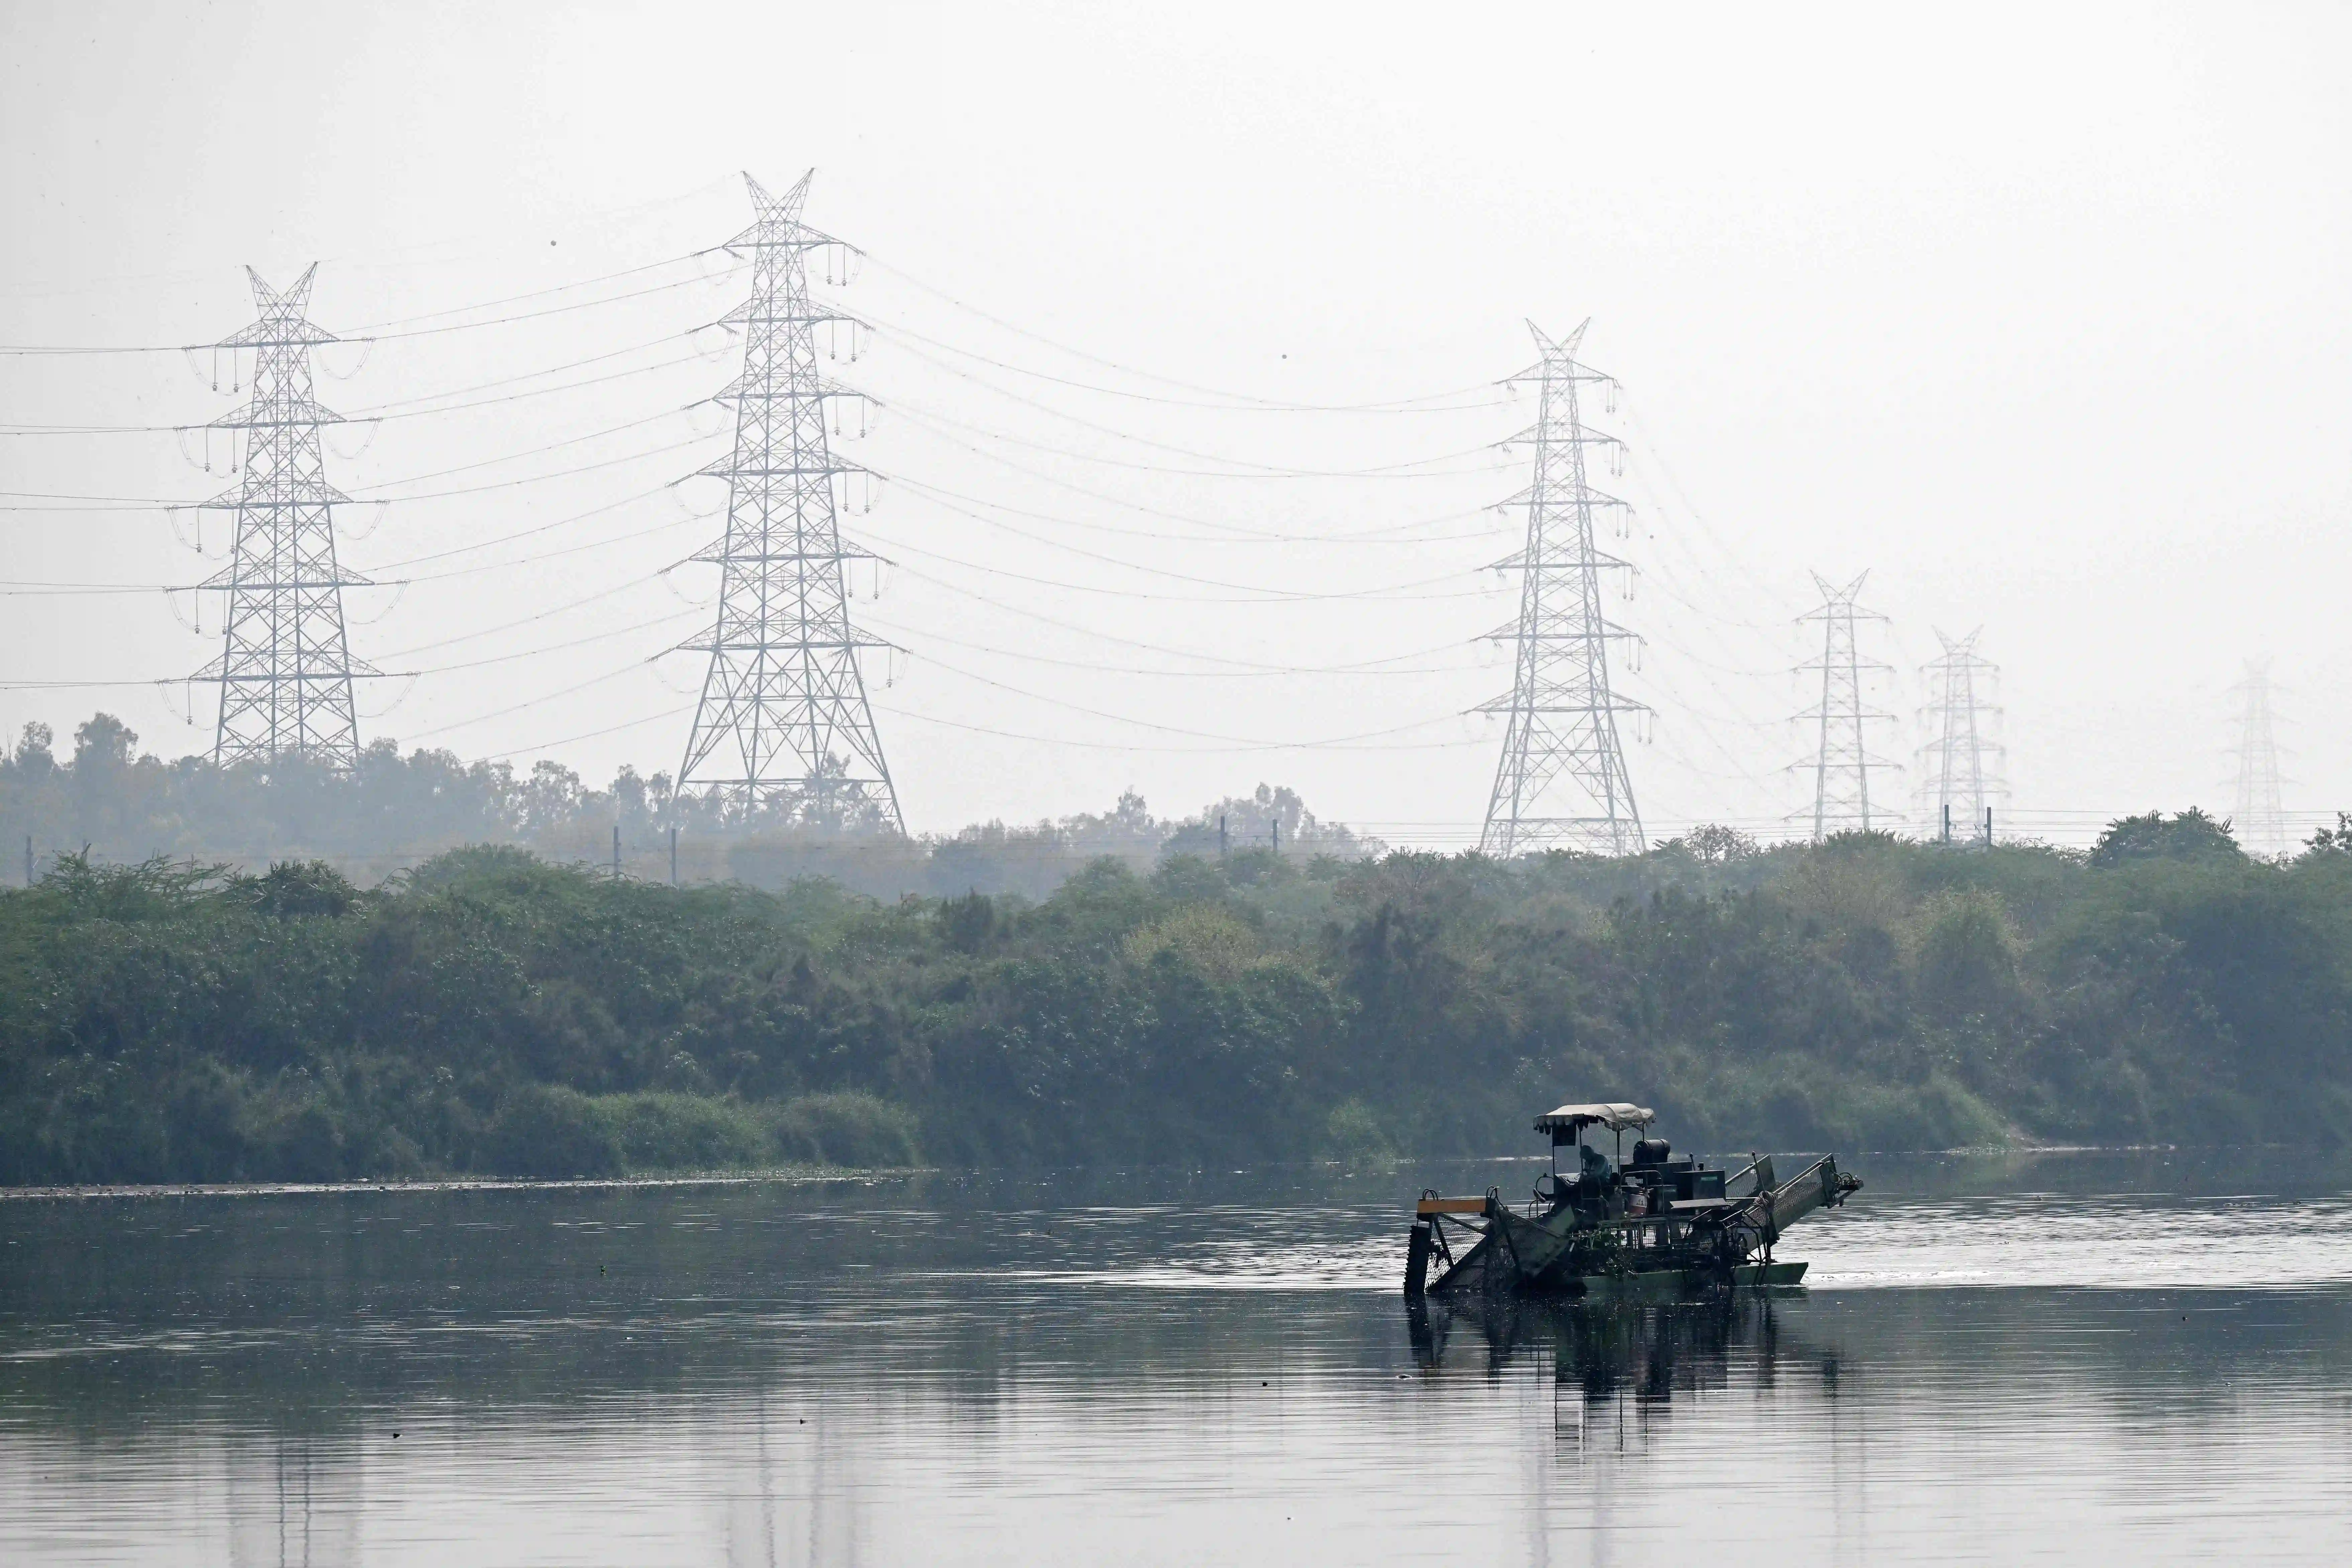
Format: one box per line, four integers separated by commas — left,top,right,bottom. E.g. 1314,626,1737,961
1403,1101,1862,1300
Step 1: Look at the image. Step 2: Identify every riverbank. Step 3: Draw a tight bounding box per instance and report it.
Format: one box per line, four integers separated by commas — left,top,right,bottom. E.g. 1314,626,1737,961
0,1166,928,1203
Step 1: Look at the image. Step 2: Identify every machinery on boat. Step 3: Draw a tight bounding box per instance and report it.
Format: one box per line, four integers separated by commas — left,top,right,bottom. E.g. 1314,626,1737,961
1403,1101,1862,1300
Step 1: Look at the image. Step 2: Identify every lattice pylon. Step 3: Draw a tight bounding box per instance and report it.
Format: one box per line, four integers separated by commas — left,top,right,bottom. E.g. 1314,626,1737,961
1478,319,1646,857
1795,571,1897,840
193,265,377,770
676,171,903,832
1918,627,2005,842
2228,660,2287,856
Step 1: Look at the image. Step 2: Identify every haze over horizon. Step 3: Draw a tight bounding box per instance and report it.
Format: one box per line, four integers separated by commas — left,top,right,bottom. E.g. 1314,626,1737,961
5,3,2348,850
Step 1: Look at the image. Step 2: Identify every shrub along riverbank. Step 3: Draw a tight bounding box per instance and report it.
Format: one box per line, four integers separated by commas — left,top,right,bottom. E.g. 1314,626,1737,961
4,809,2350,1184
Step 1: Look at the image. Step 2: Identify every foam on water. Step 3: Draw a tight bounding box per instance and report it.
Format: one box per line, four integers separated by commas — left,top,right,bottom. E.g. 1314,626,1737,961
970,1180,2352,1294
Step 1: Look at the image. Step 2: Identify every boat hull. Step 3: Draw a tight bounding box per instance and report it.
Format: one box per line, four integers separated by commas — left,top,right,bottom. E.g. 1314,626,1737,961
1419,1197,1817,1300
1570,1260,1807,1301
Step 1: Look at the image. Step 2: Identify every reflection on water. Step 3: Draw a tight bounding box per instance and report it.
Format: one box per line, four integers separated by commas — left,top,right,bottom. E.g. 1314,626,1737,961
1408,1288,1814,1408
4,1151,2351,1564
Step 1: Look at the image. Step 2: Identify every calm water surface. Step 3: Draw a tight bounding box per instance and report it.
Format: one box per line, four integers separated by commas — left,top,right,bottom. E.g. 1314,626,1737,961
4,1149,2350,1565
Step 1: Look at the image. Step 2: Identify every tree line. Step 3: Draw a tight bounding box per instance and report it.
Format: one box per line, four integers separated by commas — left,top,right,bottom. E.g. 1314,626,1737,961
0,713,1374,899
4,792,2347,1185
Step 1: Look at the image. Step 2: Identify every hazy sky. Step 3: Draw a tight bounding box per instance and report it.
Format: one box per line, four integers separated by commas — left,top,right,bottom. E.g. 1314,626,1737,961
4,3,2347,848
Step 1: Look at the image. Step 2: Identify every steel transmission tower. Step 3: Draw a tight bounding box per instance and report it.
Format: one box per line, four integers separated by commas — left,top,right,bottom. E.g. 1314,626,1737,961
1478,320,1645,857
677,171,902,831
2229,660,2287,855
1797,572,1896,840
195,265,377,768
1918,628,2005,843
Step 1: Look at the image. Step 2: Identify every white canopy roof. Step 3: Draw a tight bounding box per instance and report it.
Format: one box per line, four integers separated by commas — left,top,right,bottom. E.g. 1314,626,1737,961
1534,1101,1656,1135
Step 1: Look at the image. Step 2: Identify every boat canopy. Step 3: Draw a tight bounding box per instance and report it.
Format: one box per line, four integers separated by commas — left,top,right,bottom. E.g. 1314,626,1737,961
1534,1102,1656,1135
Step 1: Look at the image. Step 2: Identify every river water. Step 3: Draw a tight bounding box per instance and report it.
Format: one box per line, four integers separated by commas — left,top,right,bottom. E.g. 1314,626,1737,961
4,1149,2349,1565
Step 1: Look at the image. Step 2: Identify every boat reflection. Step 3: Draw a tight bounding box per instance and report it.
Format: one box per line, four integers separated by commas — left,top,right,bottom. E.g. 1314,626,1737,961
1408,1290,1844,1426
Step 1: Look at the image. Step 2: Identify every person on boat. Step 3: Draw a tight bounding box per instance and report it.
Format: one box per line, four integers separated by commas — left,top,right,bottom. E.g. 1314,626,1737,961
1578,1141,1614,1187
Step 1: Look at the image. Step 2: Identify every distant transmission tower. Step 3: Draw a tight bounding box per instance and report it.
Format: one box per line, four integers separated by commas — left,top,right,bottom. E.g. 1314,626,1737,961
1478,319,1645,857
2228,660,2287,855
1918,628,2005,843
1796,572,1896,840
195,265,377,768
677,171,902,831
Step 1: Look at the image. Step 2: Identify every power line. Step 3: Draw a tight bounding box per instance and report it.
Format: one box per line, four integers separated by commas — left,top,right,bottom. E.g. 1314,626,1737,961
886,468,1506,548
900,648,1475,748
870,485,1500,602
857,519,1504,605
351,403,711,493
401,605,707,677
877,558,1484,674
873,324,1509,475
0,331,717,437
342,331,721,417
0,175,736,302
858,250,1508,413
884,459,1504,548
878,701,1484,755
374,559,691,657
0,253,745,357
0,484,705,600
400,647,688,744
361,480,700,575
337,248,734,333
884,396,1511,483
478,699,695,761
861,612,1482,680
866,396,1503,545
1,423,724,511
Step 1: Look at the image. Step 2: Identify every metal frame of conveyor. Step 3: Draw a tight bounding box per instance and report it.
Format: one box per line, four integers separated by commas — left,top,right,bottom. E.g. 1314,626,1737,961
1405,1189,1495,1298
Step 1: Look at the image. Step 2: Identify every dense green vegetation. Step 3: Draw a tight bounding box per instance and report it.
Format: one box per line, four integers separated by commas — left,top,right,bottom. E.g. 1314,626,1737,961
5,802,2350,1185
